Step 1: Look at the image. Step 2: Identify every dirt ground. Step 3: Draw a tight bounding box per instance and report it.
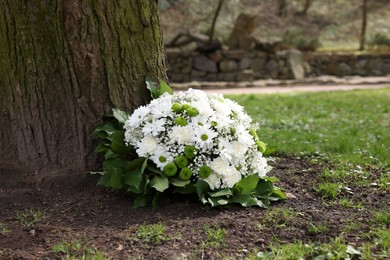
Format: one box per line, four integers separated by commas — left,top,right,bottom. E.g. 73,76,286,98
1,156,388,259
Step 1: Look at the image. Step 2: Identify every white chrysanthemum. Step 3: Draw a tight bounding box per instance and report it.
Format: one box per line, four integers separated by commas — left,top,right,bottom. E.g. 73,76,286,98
136,134,158,157
193,125,218,150
203,171,222,190
210,156,230,175
150,146,173,169
150,94,172,119
236,125,256,146
211,99,231,117
222,167,242,188
126,106,150,128
252,152,271,177
142,118,166,136
169,125,194,145
191,100,214,118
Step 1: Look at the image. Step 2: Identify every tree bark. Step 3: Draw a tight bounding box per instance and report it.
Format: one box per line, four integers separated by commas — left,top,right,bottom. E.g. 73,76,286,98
0,0,167,172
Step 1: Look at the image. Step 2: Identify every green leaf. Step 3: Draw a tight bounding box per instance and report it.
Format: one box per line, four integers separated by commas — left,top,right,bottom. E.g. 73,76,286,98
254,179,274,196
263,145,278,156
112,108,128,124
103,158,126,171
150,175,169,192
208,197,229,207
110,131,131,155
234,174,260,195
126,158,145,172
230,194,267,208
208,188,233,198
145,75,159,99
152,192,159,210
264,176,279,183
159,80,173,95
196,180,210,198
97,172,112,186
132,195,153,208
109,168,124,190
270,188,287,200
141,157,148,174
146,165,163,175
127,176,147,194
95,143,108,153
105,150,118,160
174,185,197,194
124,169,143,190
170,178,191,187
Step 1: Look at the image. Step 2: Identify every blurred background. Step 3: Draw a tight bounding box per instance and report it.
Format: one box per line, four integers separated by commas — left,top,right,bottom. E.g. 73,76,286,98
157,0,390,83
158,0,390,52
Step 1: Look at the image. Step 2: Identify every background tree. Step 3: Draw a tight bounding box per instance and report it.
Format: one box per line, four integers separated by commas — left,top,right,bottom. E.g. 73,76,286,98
359,0,368,50
301,0,313,15
277,0,287,17
0,0,167,173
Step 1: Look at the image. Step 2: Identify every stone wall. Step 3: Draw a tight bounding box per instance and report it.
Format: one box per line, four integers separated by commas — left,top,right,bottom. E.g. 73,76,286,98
166,49,390,82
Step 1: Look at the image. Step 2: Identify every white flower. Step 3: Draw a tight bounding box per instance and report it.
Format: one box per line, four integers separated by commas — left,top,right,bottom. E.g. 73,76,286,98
193,125,218,150
169,125,194,145
142,118,166,136
204,172,222,190
126,106,150,128
236,125,255,146
211,99,231,117
210,156,230,175
191,100,214,118
252,152,270,177
136,134,158,157
150,94,172,119
150,146,173,169
223,167,242,188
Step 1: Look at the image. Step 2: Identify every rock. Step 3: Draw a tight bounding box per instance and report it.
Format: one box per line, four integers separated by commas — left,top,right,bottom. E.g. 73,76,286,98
239,58,252,70
288,49,305,80
220,60,238,72
338,62,352,76
237,70,254,82
191,70,207,78
218,73,237,82
193,55,217,72
223,50,246,60
251,57,267,72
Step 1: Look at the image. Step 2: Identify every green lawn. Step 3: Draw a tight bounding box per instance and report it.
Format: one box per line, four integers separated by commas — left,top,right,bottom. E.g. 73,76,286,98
230,88,390,168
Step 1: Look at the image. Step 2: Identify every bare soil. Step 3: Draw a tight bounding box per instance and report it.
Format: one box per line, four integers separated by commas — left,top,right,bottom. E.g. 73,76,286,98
0,156,388,259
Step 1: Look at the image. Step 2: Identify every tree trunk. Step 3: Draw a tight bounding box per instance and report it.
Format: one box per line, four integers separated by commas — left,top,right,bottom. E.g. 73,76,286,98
359,0,368,50
301,0,312,16
277,0,287,17
0,0,167,172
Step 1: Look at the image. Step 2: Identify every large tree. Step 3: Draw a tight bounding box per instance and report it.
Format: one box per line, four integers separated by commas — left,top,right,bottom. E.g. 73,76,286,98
0,0,167,172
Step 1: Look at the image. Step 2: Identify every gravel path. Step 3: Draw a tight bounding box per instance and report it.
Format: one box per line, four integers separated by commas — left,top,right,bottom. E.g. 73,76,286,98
171,76,390,94
202,83,390,95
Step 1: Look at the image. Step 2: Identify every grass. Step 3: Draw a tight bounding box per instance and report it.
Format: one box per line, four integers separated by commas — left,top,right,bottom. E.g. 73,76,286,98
135,223,166,243
229,89,390,168
0,223,11,234
52,239,106,259
201,225,226,248
16,209,43,228
307,222,329,235
314,182,342,199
